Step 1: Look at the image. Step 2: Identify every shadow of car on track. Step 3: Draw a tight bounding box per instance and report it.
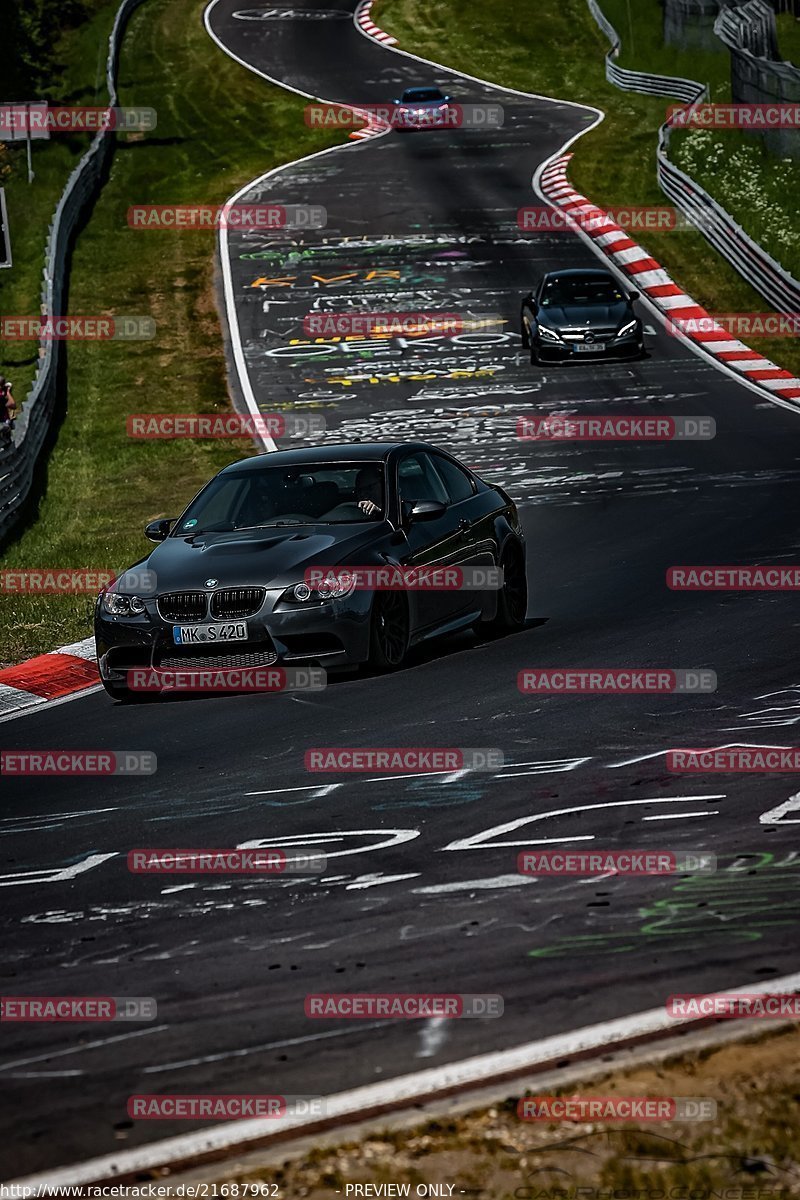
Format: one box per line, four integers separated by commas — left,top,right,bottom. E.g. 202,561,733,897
106,616,548,703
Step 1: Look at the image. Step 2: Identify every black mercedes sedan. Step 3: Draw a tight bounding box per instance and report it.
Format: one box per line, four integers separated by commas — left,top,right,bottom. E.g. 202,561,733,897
95,442,527,699
520,268,644,364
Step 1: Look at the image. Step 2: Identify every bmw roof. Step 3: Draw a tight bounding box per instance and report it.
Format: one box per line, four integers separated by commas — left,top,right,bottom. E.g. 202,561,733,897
220,442,436,473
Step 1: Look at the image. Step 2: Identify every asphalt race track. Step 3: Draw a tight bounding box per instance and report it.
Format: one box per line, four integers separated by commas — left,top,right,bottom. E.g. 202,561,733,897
2,0,800,1179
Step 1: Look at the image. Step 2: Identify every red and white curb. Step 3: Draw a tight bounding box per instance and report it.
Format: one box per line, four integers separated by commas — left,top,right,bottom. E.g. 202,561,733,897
0,637,99,717
538,155,800,403
354,0,397,46
348,106,392,141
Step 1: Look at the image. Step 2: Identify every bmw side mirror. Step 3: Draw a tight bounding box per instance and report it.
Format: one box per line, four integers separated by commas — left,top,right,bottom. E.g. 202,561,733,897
145,518,174,542
629,290,639,300
408,500,446,523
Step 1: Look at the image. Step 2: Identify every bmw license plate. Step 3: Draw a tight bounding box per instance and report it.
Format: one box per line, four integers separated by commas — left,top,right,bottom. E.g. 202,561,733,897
573,343,606,353
173,621,248,645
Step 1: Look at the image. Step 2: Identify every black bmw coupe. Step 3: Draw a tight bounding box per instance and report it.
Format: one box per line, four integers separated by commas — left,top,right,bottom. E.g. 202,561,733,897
95,441,527,699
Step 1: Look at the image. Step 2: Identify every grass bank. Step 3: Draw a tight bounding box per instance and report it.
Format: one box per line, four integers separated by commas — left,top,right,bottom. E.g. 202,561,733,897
776,11,800,67
672,130,800,280
0,0,342,665
209,1027,800,1195
373,0,800,378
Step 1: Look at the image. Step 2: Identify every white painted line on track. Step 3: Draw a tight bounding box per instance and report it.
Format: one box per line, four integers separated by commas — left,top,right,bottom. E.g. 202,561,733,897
345,872,421,889
0,1026,170,1075
0,852,118,889
142,1022,390,1074
641,810,720,820
760,793,800,823
416,1015,449,1058
413,874,536,894
13,970,800,1188
442,795,725,851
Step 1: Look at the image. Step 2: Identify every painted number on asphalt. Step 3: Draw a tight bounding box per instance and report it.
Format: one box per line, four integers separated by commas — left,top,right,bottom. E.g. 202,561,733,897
760,792,800,824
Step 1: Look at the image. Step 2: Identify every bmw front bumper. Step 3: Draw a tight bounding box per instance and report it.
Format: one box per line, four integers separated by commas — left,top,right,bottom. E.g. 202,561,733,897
94,590,374,685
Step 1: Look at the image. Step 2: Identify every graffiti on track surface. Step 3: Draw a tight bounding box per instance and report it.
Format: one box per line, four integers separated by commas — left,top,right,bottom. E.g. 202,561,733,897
528,851,800,958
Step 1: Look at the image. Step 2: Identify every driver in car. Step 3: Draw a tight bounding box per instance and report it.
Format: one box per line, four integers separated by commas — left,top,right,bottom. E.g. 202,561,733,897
355,467,383,517
235,477,278,528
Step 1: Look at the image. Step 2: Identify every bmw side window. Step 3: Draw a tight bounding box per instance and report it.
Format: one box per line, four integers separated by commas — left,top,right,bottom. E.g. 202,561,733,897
431,456,474,504
398,454,448,506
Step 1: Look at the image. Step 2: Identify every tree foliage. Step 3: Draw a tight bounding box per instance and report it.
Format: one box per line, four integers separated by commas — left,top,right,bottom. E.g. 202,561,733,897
1,0,108,99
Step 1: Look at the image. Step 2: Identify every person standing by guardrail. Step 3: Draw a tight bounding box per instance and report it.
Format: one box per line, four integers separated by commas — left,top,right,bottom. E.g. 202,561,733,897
0,375,17,446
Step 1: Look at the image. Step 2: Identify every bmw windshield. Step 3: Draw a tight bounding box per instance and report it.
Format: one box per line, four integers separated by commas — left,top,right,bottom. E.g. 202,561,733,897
174,462,386,535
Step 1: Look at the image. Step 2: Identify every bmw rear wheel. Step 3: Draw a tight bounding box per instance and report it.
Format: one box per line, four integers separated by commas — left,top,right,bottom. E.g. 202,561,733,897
485,540,527,634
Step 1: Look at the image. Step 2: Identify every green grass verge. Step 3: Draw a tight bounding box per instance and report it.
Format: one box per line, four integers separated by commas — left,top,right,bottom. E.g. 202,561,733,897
776,11,800,67
672,129,800,280
373,0,800,379
0,0,343,666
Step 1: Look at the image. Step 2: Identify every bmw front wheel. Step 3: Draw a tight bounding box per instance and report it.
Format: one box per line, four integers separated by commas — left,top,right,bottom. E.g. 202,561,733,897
367,591,410,670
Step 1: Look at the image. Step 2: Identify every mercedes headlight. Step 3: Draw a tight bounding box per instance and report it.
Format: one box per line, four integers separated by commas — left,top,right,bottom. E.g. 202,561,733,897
102,592,146,616
537,323,562,343
616,318,638,339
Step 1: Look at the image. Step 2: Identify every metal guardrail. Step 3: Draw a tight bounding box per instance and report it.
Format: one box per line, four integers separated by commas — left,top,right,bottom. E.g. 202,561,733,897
586,0,708,101
0,187,11,268
657,130,800,310
0,0,145,545
585,0,800,315
716,0,777,59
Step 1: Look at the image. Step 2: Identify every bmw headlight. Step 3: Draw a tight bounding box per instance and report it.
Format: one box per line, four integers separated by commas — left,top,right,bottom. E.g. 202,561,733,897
616,318,638,339
102,593,146,616
282,573,357,605
537,323,562,343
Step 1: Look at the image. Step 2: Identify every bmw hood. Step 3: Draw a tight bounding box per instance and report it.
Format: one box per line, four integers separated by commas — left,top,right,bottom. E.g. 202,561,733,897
124,525,387,594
